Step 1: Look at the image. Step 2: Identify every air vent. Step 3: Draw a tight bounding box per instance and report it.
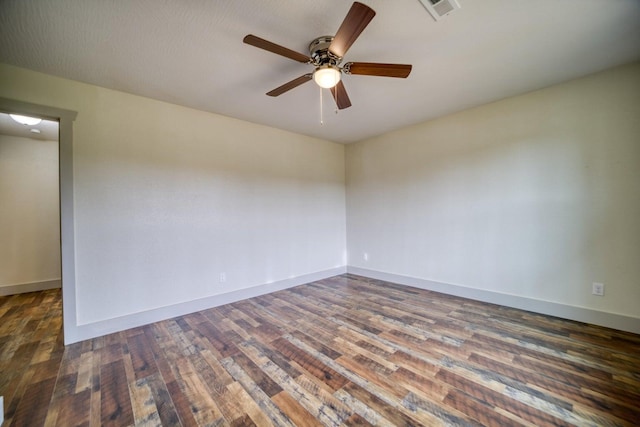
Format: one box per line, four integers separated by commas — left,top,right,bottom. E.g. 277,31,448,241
419,0,461,21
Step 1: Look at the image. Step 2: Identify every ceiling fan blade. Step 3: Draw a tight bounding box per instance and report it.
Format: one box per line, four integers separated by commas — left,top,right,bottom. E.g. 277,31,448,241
243,34,311,63
330,80,352,109
344,62,412,78
266,74,313,97
329,2,376,58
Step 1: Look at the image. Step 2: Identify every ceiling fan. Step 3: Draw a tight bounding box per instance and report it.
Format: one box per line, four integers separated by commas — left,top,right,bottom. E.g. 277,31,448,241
243,1,412,110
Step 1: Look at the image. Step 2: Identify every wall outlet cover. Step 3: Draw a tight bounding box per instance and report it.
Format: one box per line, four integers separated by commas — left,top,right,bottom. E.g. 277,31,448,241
592,282,605,296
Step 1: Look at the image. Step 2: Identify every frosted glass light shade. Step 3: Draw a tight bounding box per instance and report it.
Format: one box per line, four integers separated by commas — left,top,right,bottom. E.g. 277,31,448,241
313,66,341,89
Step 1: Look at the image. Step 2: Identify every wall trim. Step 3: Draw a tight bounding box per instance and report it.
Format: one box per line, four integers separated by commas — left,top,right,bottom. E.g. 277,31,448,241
69,267,346,344
0,279,61,296
347,266,640,335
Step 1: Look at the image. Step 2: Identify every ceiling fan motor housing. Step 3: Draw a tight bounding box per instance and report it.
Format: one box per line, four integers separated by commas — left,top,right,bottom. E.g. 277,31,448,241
309,36,342,67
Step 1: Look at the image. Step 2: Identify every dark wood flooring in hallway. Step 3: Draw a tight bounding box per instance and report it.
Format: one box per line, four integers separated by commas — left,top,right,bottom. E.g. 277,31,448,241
1,274,639,426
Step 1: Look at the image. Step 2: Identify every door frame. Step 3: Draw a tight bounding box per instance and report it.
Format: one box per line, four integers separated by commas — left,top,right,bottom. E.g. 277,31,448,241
0,97,77,344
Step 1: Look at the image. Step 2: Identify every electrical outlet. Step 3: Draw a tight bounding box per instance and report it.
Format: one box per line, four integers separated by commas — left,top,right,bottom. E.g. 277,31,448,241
592,282,604,296
219,272,226,283
363,252,369,262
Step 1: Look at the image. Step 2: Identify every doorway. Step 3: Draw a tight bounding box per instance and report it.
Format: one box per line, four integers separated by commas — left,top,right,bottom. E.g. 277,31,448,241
0,97,78,345
0,112,60,296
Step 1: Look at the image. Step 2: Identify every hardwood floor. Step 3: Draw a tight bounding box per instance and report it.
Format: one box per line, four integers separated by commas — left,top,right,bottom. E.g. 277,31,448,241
1,274,639,426
0,288,64,426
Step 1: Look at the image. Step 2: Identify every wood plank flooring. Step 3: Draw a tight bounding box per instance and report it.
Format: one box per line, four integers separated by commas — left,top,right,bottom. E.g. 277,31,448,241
1,274,639,426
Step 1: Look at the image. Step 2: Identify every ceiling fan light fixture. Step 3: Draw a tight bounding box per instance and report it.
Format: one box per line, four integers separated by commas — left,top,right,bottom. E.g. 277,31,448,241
9,114,42,126
243,2,411,110
313,65,341,89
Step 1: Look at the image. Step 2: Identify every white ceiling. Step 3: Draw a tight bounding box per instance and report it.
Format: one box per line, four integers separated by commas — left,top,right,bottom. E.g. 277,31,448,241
1,0,639,144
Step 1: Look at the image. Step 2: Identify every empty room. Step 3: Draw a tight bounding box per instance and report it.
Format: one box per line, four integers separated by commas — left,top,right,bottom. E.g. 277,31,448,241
1,0,639,426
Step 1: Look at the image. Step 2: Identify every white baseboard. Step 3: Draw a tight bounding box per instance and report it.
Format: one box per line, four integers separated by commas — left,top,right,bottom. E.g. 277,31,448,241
67,267,347,344
0,279,61,296
347,266,640,335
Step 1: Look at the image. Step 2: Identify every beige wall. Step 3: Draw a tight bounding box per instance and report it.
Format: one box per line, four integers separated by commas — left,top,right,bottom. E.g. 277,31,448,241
2,60,638,337
347,62,640,321
0,63,346,329
0,134,60,291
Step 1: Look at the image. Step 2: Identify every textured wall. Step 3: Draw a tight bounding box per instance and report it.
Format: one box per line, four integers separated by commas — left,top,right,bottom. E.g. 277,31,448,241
0,63,346,326
0,134,60,289
346,62,640,320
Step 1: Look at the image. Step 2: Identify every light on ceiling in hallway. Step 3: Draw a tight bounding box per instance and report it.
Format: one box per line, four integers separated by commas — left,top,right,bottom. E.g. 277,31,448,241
10,114,42,126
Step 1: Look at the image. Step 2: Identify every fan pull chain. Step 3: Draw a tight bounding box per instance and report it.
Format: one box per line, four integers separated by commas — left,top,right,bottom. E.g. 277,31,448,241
320,87,324,125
